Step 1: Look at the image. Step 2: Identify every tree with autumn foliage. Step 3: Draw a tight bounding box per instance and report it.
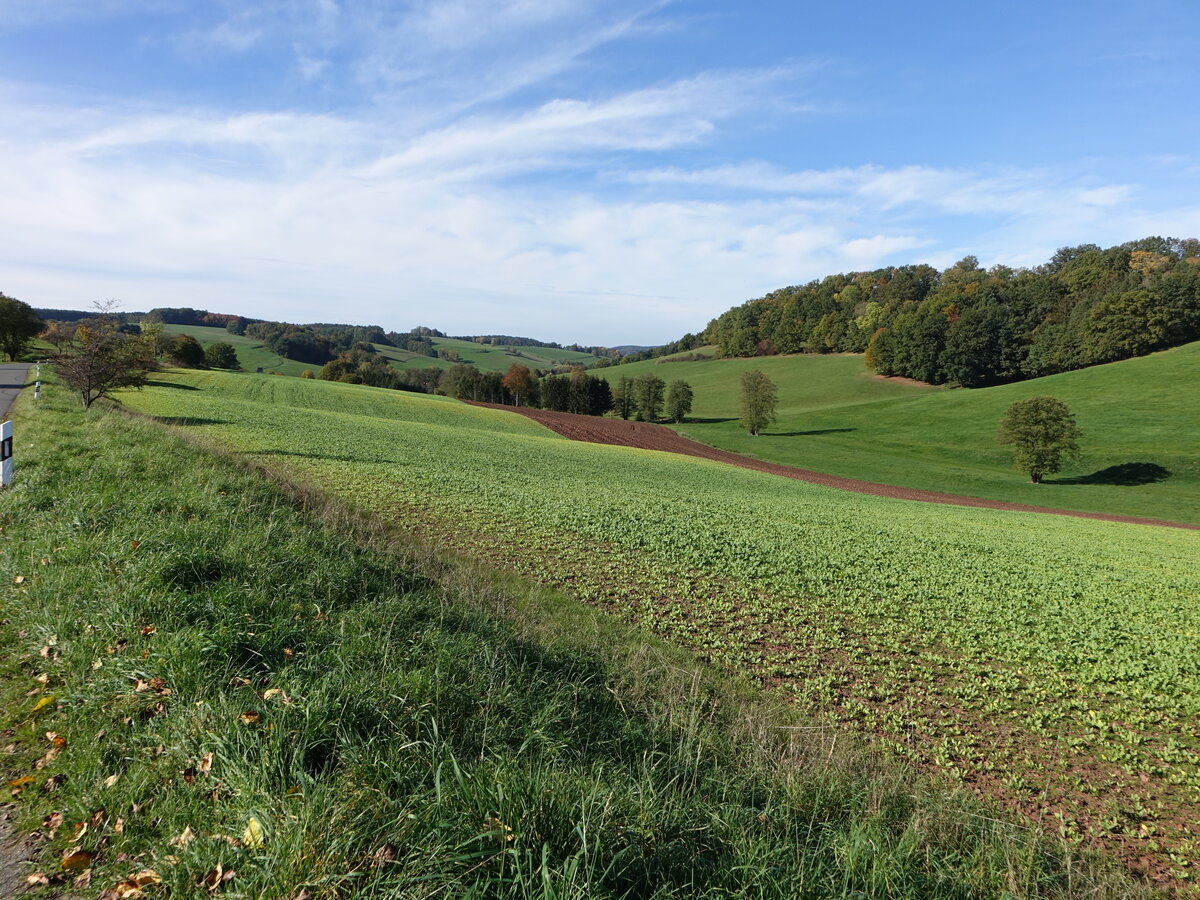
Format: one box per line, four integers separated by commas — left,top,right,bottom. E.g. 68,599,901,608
501,363,536,406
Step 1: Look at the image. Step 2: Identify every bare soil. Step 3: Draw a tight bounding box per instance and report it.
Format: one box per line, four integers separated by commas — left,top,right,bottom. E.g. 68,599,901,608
475,403,1200,531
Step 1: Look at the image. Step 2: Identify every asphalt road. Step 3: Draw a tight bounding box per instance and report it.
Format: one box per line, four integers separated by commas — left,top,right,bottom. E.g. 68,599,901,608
0,363,33,419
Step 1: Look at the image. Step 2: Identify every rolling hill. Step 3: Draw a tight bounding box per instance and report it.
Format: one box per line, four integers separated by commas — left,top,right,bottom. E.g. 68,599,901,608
612,341,1200,525
116,367,1200,885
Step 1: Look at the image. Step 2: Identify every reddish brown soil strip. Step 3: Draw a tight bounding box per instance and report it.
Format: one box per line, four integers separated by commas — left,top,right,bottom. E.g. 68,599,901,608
472,402,1200,531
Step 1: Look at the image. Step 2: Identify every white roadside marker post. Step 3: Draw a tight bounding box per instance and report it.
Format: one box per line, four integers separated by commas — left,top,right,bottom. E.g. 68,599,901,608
1,421,12,487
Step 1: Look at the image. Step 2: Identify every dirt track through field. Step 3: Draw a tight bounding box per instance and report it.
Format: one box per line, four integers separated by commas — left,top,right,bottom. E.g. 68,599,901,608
472,403,1200,531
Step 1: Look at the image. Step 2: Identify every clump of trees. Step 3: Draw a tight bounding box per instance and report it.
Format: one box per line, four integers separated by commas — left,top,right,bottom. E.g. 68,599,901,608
997,396,1083,483
0,293,45,360
204,342,240,369
697,237,1200,387
739,370,778,436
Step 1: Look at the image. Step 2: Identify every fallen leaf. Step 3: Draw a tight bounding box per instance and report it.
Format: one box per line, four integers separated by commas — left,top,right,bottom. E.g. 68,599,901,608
32,695,56,712
282,648,294,659
130,541,141,551
26,873,50,886
9,775,36,789
170,825,195,848
198,865,236,892
237,712,261,726
61,849,94,871
43,812,64,835
72,822,88,841
292,889,314,900
89,809,106,828
104,774,120,788
34,747,60,768
114,817,124,834
198,752,213,776
242,816,265,849
44,774,66,791
263,688,284,701
101,879,143,900
73,868,93,890
13,575,25,584
132,869,161,886
34,673,50,685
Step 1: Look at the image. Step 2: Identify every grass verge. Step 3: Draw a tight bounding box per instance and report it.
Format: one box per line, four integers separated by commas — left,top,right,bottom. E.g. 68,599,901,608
0,382,1151,898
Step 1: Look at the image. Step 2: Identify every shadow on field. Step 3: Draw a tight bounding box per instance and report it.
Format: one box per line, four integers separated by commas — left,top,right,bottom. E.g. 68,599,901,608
1051,462,1172,486
146,380,201,390
151,416,228,426
242,448,398,465
685,416,736,424
768,428,857,437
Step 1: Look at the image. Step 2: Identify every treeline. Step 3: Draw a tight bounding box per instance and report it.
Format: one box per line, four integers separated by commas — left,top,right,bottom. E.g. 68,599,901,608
593,332,706,367
699,236,1200,387
318,350,694,423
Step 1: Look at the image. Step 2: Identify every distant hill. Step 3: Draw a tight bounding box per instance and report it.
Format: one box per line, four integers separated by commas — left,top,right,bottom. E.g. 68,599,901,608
695,236,1200,388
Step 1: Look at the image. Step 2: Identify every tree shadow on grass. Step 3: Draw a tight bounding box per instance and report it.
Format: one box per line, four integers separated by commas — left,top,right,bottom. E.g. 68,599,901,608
767,428,857,437
1049,462,1171,486
145,380,201,390
150,416,228,426
683,416,736,425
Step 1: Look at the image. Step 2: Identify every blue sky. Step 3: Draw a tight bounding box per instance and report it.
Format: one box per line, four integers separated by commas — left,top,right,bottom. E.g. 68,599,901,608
2,1,1198,345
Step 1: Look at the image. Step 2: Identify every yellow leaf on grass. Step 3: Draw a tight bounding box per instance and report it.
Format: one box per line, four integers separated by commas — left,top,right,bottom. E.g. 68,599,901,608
61,849,93,871
237,712,261,726
32,696,56,712
242,816,265,849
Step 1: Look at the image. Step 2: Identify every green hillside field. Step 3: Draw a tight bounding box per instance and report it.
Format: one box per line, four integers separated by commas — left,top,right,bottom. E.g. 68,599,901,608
160,325,599,375
1,381,1146,899
611,341,1200,525
119,369,1200,885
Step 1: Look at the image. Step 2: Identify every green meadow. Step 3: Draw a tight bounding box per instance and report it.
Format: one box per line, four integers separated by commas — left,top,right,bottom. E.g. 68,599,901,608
159,325,599,375
612,341,1200,524
115,369,1200,885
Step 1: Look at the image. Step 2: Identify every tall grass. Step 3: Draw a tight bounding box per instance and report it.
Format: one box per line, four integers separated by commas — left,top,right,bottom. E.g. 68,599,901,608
0,383,1149,898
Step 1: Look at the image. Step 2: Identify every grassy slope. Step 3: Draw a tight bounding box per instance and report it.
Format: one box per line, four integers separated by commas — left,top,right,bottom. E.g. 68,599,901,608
118,371,1200,883
160,324,315,376
612,342,1200,524
163,326,598,375
0,385,1139,899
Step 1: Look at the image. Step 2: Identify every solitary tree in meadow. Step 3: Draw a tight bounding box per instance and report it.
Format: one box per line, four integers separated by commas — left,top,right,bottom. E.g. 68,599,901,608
996,396,1082,483
739,369,778,436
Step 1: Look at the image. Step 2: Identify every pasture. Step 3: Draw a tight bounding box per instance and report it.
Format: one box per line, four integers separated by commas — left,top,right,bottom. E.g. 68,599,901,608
612,342,1200,524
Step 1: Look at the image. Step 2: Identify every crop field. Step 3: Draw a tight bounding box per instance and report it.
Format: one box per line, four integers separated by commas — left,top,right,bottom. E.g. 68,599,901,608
612,341,1200,525
122,371,1200,886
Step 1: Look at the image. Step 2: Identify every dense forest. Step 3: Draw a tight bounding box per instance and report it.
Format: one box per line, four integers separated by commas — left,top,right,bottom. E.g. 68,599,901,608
700,236,1200,386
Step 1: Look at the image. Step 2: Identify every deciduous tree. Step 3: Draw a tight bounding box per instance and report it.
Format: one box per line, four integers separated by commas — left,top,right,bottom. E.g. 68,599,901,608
501,364,535,406
739,369,777,436
632,373,665,422
996,396,1082,483
53,304,157,408
204,341,240,369
665,380,693,423
0,294,44,361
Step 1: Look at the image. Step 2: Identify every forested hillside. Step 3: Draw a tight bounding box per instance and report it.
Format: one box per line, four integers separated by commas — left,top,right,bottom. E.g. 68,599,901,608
701,237,1200,387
